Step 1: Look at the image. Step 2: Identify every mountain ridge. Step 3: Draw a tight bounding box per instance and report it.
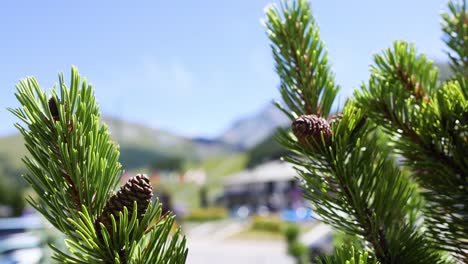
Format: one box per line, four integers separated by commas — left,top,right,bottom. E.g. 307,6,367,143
0,102,287,176
215,103,289,149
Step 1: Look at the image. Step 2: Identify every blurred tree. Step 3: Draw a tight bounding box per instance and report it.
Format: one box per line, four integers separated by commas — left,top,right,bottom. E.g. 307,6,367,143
284,224,309,264
0,174,25,216
157,190,174,216
119,146,169,171
0,155,26,216
151,156,185,172
9,189,25,217
264,0,467,263
199,185,208,208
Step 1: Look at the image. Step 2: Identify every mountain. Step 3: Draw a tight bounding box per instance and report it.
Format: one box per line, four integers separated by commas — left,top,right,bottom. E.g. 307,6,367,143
102,116,234,161
0,103,290,179
0,116,236,175
217,104,289,149
435,61,452,82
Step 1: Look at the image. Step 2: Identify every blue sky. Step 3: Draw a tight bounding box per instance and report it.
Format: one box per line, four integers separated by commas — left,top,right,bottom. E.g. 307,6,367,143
0,0,447,138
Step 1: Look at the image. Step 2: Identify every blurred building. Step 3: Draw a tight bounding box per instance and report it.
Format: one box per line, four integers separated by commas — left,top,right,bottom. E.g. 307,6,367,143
181,169,207,185
222,161,306,215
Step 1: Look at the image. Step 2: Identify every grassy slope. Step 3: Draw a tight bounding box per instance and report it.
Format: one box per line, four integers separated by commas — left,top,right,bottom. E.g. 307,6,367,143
200,153,248,186
162,153,248,209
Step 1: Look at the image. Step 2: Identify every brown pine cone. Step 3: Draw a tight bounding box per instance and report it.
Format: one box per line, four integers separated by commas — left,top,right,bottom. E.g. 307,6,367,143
95,174,153,238
48,97,73,132
292,114,332,146
48,97,60,121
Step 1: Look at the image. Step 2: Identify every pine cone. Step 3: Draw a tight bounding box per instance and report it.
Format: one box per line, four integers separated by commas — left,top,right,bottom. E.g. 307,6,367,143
48,97,73,132
48,97,60,121
95,174,153,238
292,114,332,146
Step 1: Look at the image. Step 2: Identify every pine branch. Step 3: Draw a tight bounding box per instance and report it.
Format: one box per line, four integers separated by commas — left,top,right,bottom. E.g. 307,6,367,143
264,1,455,262
263,0,339,118
442,0,468,82
356,40,468,260
9,67,187,263
317,246,377,264
278,101,442,263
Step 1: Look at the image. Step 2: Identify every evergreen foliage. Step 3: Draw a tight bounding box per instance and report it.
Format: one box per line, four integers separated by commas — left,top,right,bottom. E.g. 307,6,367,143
9,67,187,263
264,0,467,263
317,246,376,264
317,247,378,264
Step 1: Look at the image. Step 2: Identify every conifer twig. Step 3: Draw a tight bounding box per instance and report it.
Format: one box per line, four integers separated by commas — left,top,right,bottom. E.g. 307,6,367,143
9,66,188,263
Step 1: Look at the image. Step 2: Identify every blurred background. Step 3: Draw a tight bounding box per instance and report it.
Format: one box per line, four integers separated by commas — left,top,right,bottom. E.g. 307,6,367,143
0,0,451,263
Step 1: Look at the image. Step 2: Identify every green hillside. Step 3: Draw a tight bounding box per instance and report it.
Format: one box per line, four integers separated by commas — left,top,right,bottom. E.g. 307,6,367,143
0,116,236,189
0,134,27,168
0,134,28,215
102,116,234,164
246,131,290,168
163,153,248,208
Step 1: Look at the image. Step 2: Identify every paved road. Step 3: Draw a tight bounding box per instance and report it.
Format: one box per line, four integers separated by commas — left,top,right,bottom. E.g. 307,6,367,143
184,220,294,264
300,222,332,245
183,219,332,264
186,239,294,264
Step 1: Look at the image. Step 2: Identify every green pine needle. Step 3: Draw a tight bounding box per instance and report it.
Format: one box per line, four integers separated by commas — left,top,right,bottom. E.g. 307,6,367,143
9,66,187,263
